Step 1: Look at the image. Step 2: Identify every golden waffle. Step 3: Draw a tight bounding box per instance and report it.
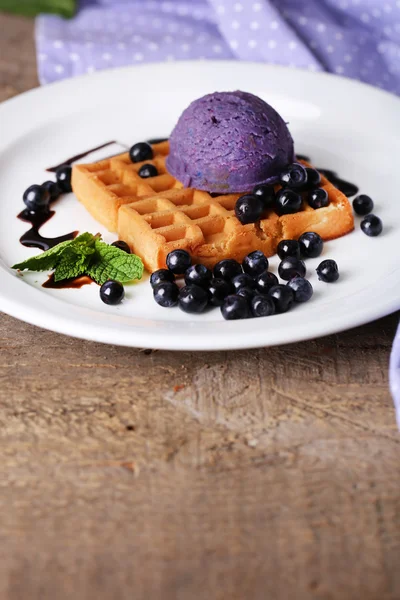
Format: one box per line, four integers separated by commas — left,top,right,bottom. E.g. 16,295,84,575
72,143,354,272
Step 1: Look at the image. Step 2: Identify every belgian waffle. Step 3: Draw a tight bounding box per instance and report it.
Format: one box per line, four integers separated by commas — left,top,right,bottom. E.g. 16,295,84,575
72,142,354,272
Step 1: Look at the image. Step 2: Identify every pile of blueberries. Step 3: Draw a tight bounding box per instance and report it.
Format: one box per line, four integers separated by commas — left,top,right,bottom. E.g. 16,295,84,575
150,231,338,320
23,165,73,212
234,161,383,237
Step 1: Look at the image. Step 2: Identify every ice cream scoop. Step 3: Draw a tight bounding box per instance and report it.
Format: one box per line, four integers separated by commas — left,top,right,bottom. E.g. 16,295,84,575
166,90,295,194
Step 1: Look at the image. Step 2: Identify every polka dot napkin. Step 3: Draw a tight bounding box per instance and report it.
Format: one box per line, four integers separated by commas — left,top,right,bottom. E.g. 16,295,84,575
36,0,400,415
36,0,400,94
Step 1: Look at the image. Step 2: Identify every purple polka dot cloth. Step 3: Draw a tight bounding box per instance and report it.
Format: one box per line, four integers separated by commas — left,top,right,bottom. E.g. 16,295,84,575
36,0,400,94
35,0,400,416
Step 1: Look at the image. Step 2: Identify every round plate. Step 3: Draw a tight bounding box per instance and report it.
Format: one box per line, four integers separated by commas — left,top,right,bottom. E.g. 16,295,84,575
0,61,399,350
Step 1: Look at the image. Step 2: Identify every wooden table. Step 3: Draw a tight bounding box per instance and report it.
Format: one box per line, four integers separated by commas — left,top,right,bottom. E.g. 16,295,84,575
1,12,399,600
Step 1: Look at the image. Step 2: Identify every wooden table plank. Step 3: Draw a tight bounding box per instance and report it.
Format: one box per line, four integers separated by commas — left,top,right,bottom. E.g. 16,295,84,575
0,12,399,600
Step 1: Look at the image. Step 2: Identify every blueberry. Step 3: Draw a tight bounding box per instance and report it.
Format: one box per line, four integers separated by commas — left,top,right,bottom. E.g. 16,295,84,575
353,194,374,216
252,184,275,208
235,194,264,224
207,278,233,306
242,250,269,276
221,295,250,320
287,277,313,302
184,264,212,288
138,163,158,178
111,240,131,253
360,214,382,237
255,271,279,294
237,287,256,302
42,180,60,202
251,295,276,317
316,259,339,282
232,273,256,291
153,281,179,307
166,249,191,275
298,232,324,258
278,257,306,281
275,189,302,215
213,259,242,281
23,184,50,212
150,269,175,289
56,165,72,193
268,285,294,313
305,168,321,188
308,188,329,209
100,280,125,305
277,239,300,260
279,162,308,189
129,142,153,163
178,284,208,314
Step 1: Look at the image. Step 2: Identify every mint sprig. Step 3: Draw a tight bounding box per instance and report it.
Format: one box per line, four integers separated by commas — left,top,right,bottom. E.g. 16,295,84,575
12,233,144,285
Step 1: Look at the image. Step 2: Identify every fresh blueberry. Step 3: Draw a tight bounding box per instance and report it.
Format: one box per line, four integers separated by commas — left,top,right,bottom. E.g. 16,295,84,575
360,214,382,237
166,249,192,275
287,277,313,302
278,257,306,281
111,240,131,253
237,287,256,302
279,162,308,189
275,189,302,215
232,273,256,292
213,259,242,281
277,239,300,260
242,250,269,276
308,188,329,209
268,285,294,313
184,264,212,288
23,184,50,212
235,194,264,224
251,295,276,318
178,285,208,314
305,168,321,188
353,194,374,216
252,184,275,208
316,259,339,282
42,180,60,202
208,278,233,306
100,280,125,305
255,271,279,294
129,142,153,163
153,281,179,307
138,163,158,178
56,165,72,193
221,295,250,320
150,269,175,289
298,232,324,258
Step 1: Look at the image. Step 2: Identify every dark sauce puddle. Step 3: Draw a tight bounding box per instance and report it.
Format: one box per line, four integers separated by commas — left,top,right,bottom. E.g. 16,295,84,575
17,208,78,251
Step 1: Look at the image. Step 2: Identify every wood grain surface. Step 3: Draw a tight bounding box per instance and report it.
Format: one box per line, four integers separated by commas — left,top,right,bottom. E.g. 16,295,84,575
0,12,399,600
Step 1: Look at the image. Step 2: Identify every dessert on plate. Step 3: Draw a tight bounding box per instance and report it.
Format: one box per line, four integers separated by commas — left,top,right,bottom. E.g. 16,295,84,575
71,91,354,273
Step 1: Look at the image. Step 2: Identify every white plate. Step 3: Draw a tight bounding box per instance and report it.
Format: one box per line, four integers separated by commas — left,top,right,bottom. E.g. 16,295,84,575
0,61,399,350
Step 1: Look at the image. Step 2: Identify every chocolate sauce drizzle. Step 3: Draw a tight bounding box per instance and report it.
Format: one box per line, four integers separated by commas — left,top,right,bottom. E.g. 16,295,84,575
42,274,94,289
296,154,359,197
18,208,78,251
46,140,117,172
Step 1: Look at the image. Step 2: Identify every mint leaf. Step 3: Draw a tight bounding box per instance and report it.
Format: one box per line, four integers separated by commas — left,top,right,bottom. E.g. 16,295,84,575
12,239,74,272
86,239,144,285
53,246,92,282
12,232,97,273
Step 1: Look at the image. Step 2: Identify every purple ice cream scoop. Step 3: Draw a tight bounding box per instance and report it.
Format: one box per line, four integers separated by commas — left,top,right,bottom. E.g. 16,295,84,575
166,90,295,194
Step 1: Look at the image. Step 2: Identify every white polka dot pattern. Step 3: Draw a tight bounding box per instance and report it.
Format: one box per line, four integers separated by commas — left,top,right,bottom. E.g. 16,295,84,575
35,0,400,94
